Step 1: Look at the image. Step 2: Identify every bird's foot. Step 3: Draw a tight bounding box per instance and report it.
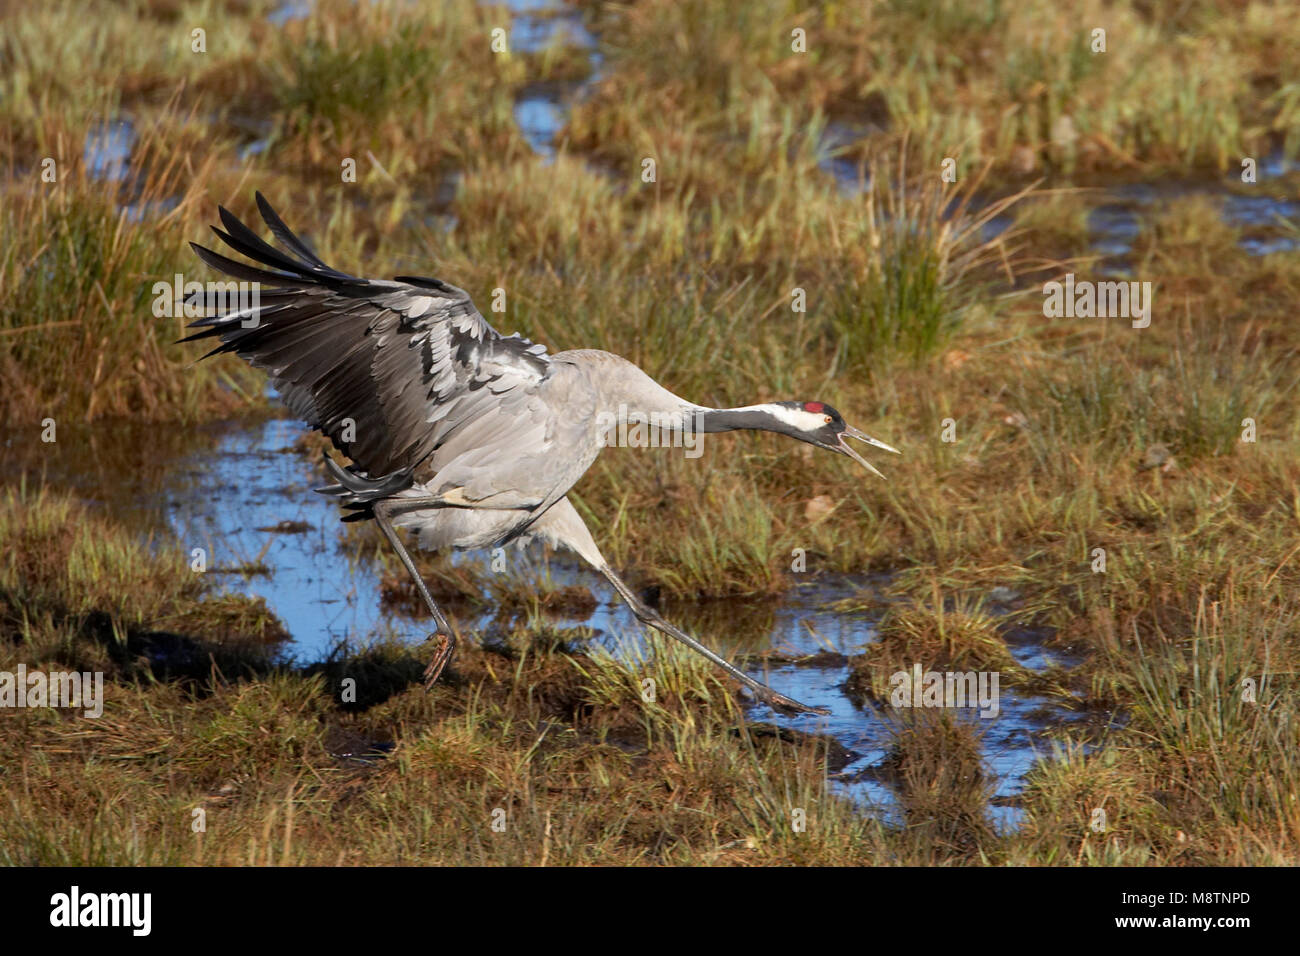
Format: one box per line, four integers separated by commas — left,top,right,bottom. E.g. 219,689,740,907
759,688,831,717
422,632,455,690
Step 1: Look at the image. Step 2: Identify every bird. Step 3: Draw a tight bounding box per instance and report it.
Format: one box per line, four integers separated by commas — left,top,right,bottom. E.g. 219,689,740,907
181,193,899,715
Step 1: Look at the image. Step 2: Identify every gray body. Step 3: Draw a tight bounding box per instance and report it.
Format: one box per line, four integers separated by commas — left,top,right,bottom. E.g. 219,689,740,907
394,349,692,565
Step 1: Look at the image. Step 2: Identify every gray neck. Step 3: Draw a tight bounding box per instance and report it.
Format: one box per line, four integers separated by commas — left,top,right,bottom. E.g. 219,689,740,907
561,348,786,435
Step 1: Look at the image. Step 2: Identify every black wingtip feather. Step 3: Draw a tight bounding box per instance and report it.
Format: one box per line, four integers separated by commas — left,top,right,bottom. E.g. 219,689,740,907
191,239,297,285
214,211,311,277
191,196,374,295
255,192,330,269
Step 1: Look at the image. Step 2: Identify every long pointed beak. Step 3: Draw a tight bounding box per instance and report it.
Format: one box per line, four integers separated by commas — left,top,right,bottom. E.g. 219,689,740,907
839,425,900,480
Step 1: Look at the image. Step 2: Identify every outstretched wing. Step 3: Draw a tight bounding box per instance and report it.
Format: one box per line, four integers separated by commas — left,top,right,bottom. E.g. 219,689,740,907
181,193,552,481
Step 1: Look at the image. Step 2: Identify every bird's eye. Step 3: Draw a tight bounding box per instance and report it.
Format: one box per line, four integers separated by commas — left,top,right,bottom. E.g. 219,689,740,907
824,415,832,424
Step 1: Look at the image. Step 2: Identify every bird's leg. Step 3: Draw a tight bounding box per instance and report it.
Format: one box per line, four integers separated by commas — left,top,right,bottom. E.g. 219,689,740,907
372,501,456,690
598,565,830,717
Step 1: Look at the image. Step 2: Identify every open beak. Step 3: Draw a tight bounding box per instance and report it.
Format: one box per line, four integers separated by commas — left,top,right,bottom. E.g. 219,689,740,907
838,425,900,480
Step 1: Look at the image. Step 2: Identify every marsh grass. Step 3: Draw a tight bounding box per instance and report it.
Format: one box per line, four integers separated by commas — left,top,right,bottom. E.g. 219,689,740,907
1015,584,1300,865
0,93,266,424
829,163,1032,365
844,597,1023,704
264,0,529,187
1,0,1299,865
1010,188,1095,261
574,0,1300,181
880,709,999,859
0,491,890,865
0,487,286,683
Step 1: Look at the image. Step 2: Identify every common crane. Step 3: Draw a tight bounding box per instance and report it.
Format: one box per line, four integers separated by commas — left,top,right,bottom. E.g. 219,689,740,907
182,194,898,715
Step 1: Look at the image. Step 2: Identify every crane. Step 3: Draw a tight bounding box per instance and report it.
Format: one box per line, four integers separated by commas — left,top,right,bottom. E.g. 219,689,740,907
183,194,899,715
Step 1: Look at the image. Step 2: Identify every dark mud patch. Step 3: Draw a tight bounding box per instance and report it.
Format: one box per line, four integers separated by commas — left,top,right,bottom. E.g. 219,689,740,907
255,519,313,534
534,585,598,617
78,610,285,687
325,727,396,767
379,570,482,617
742,648,850,669
733,722,858,774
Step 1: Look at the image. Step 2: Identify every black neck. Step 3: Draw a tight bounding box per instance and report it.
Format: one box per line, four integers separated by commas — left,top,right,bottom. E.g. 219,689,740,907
696,406,782,435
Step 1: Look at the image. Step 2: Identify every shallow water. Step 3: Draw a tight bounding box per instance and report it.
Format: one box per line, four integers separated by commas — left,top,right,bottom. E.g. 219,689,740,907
1085,175,1300,267
83,120,134,183
507,2,603,159
268,0,314,27
1,414,1085,830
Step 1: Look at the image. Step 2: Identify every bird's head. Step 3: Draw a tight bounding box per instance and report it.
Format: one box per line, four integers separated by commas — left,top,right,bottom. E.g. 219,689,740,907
762,401,900,479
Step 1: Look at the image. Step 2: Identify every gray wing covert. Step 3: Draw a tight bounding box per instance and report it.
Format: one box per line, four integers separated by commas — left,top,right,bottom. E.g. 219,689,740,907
425,356,598,510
